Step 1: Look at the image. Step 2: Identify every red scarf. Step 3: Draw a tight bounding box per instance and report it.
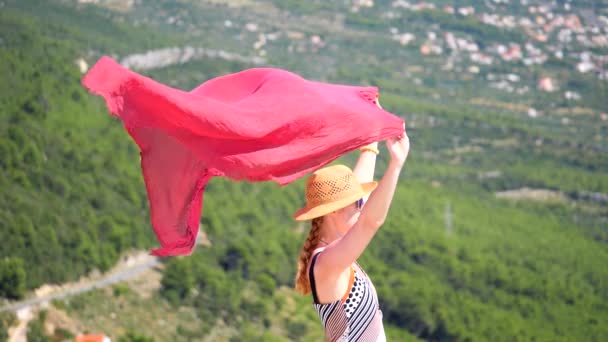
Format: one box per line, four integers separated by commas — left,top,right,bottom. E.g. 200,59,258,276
83,56,404,256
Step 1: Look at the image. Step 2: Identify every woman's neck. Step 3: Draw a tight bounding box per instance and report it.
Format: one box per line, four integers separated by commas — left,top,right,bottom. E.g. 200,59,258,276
318,217,343,246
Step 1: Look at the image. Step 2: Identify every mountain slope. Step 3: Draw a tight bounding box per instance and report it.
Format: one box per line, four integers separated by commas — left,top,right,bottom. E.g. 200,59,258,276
1,0,607,341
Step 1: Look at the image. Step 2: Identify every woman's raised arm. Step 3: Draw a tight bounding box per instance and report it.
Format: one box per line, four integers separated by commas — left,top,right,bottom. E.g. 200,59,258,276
317,132,410,275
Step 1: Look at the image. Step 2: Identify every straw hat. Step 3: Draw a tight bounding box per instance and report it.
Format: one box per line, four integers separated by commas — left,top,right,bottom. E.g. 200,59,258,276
293,165,377,221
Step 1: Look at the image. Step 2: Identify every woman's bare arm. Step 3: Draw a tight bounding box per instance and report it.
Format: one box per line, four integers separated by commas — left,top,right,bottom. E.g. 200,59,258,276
317,132,409,275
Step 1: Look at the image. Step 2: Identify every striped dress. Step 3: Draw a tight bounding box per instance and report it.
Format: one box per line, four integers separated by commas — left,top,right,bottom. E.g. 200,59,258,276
309,252,386,342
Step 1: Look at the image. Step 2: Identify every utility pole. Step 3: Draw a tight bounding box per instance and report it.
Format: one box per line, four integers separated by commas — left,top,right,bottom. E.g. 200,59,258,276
445,201,453,236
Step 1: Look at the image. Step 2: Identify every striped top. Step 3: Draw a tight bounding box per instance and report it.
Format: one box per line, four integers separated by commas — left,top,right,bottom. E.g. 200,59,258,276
309,251,385,342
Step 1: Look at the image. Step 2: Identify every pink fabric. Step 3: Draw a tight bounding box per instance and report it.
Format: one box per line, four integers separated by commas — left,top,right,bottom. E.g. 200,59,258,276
82,56,405,256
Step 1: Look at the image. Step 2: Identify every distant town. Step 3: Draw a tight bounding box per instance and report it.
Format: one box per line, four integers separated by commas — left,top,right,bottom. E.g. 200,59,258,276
384,1,607,98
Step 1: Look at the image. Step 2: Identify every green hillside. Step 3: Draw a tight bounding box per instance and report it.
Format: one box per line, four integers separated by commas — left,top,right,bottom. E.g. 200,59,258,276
0,7,149,289
1,0,607,341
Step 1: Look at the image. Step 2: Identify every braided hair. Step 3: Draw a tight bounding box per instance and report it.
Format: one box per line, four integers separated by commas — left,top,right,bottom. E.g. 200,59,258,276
294,217,324,294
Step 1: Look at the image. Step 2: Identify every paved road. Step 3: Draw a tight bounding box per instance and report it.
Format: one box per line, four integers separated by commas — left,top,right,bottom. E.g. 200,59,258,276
0,256,159,314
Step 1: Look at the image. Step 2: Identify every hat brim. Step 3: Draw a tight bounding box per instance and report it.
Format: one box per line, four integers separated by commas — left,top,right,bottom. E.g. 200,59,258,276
293,181,378,221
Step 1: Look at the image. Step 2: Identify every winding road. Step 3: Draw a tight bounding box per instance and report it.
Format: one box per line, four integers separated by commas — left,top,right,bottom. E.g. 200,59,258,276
1,254,159,314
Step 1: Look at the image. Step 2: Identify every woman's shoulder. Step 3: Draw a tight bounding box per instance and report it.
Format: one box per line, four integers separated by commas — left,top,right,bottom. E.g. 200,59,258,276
309,247,358,274
306,247,326,275
310,249,357,278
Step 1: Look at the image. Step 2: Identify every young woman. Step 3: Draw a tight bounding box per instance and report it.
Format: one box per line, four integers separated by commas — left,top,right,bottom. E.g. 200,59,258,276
293,129,410,341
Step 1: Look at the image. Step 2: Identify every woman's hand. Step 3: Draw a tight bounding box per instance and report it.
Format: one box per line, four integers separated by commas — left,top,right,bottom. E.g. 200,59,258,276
386,127,409,167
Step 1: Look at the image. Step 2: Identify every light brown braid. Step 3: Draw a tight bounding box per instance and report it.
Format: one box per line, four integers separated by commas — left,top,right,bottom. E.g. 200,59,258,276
294,217,324,295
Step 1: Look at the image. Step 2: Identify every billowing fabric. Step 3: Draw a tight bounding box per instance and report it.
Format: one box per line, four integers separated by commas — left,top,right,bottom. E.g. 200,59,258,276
82,56,405,256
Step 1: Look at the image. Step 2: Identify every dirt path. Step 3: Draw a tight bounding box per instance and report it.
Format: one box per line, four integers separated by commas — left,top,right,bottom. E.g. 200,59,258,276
7,307,33,342
1,252,159,314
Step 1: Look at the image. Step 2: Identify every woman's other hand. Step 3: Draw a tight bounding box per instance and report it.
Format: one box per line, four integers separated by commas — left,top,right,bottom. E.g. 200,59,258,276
386,127,409,167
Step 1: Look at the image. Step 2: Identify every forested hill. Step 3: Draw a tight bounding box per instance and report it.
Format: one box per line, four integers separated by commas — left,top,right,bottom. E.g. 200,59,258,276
1,0,607,341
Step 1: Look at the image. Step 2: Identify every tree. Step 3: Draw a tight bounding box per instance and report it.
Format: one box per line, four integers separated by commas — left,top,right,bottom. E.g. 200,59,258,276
160,257,194,305
0,257,26,299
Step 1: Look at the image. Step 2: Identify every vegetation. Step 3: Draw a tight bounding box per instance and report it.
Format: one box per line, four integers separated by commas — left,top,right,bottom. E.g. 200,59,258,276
26,311,51,342
0,312,15,342
0,1,180,292
0,324,5,342
159,258,194,306
1,0,607,341
0,257,26,299
119,331,156,342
